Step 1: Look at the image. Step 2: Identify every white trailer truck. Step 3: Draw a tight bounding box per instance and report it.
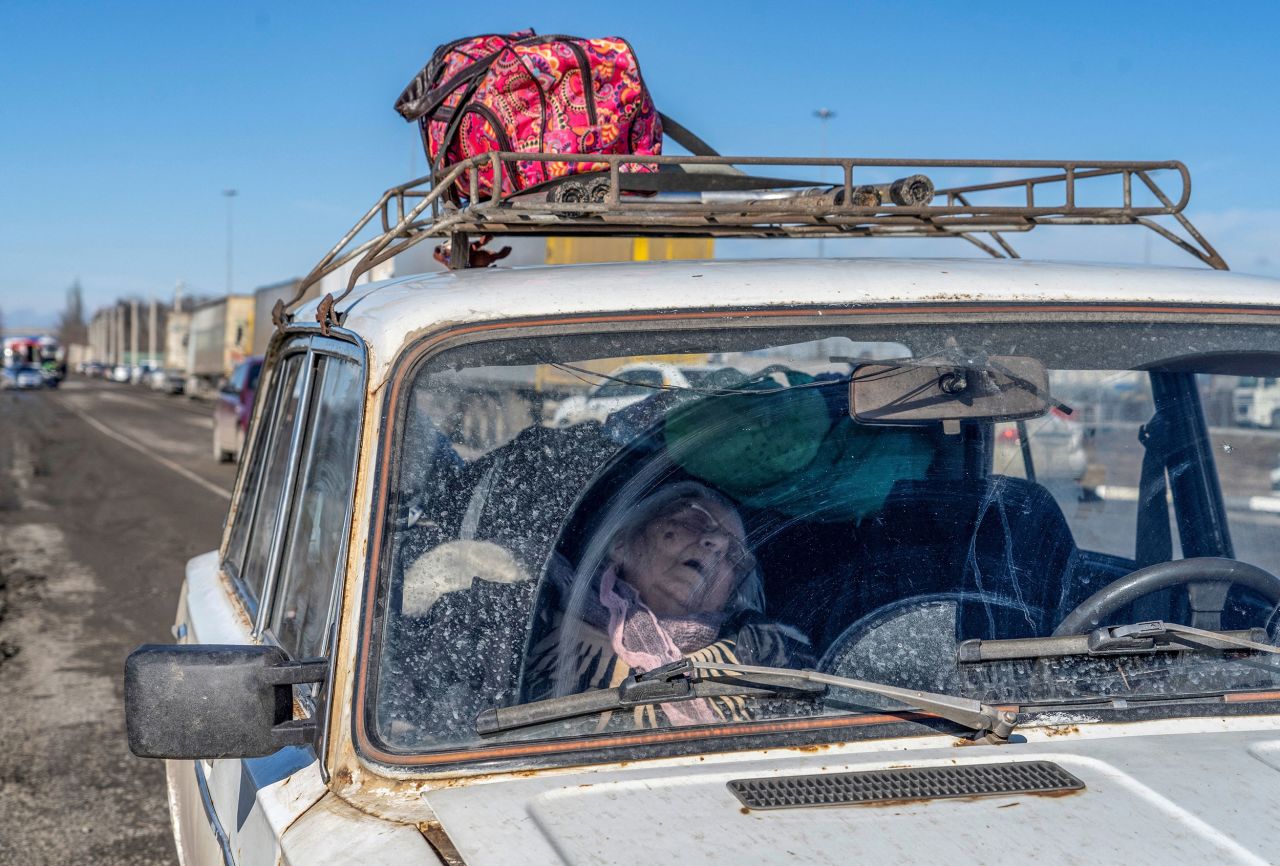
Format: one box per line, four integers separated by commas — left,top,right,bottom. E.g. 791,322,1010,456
185,296,254,399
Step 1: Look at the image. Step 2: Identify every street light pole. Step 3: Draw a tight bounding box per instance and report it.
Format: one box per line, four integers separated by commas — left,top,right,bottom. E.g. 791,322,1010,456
223,189,237,296
813,108,836,258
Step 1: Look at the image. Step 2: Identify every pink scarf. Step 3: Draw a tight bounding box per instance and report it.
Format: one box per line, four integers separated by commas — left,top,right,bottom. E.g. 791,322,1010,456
598,563,722,726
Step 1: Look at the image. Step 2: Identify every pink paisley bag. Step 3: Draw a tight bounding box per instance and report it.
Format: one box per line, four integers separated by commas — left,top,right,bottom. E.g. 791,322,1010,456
395,30,664,202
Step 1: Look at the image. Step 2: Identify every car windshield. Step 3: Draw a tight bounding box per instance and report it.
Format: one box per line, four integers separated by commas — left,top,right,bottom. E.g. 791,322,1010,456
370,316,1280,759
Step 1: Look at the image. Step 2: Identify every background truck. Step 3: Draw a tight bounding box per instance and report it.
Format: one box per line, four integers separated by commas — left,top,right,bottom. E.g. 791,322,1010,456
251,279,306,356
1233,376,1280,428
185,296,254,399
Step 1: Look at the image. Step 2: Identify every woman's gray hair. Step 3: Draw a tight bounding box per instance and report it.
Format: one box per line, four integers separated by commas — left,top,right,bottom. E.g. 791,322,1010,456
601,480,764,614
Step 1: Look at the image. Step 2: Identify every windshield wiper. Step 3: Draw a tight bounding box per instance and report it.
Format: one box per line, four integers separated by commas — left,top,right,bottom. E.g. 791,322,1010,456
476,659,1018,742
959,620,1280,663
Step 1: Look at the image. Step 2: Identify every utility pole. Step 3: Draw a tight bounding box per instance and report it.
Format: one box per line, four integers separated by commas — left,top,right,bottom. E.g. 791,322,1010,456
223,189,238,296
814,108,836,259
130,299,139,369
148,297,158,365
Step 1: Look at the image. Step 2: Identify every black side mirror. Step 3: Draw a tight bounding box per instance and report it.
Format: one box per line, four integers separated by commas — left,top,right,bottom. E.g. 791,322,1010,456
125,644,326,759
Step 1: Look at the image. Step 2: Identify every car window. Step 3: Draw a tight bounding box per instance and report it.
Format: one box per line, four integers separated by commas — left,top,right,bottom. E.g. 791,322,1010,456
993,371,1171,560
369,320,1280,762
247,362,261,392
228,363,248,393
225,351,303,596
238,354,308,602
1203,374,1280,573
268,356,362,658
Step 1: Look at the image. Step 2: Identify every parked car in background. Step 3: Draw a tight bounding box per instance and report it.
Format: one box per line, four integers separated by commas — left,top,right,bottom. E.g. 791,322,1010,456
110,364,131,383
148,367,186,394
551,362,692,427
18,366,45,389
212,356,262,462
3,366,45,390
992,406,1088,484
130,363,158,385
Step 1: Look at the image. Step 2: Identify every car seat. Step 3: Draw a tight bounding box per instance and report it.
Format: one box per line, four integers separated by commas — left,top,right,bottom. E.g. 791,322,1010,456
801,474,1082,652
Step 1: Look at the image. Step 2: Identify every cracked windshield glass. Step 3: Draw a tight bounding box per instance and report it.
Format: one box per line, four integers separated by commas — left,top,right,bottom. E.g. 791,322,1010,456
372,319,1280,753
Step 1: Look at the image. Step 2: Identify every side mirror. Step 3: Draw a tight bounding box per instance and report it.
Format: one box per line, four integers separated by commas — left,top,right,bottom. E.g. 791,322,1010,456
124,644,326,759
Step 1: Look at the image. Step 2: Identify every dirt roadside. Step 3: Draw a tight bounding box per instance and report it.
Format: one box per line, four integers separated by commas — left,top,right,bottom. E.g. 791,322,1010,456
0,386,229,865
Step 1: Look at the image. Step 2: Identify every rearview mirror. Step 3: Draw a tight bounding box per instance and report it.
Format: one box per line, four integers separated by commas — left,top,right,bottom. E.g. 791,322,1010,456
850,356,1052,426
124,644,326,759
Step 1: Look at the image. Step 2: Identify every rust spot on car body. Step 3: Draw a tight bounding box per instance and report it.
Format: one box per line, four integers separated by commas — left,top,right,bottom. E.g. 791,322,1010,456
1042,724,1080,737
215,569,256,632
419,821,467,866
857,787,1082,809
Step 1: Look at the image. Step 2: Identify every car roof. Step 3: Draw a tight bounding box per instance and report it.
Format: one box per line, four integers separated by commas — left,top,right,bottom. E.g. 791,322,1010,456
292,257,1280,387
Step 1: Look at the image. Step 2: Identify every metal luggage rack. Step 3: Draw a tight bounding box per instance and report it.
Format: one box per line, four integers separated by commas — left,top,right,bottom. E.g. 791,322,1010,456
281,152,1227,331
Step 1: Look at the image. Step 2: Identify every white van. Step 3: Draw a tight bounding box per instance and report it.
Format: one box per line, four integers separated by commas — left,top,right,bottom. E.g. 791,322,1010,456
125,153,1280,865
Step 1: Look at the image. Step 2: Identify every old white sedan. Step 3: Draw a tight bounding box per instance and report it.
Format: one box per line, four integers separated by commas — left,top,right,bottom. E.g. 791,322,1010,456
125,150,1280,865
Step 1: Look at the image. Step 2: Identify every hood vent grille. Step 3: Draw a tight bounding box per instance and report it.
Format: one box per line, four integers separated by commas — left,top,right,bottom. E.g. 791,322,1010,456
729,761,1084,810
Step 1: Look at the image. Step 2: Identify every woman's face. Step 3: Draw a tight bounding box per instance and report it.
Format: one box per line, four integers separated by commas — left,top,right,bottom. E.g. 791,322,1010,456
614,496,751,617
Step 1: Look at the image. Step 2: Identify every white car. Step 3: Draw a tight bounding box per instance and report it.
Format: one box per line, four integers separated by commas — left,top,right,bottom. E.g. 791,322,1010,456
124,154,1280,865
993,406,1088,482
550,363,692,427
3,366,44,389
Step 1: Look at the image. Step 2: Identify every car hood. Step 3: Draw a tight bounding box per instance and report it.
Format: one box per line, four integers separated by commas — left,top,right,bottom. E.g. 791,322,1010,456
421,719,1280,865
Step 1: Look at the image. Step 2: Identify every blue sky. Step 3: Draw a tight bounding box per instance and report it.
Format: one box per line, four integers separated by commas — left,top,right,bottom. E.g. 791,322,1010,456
3,1,1278,328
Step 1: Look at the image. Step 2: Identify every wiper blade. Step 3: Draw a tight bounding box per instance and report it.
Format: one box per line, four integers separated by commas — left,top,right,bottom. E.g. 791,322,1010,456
475,659,823,737
958,621,1280,663
1095,621,1280,655
690,662,1017,742
476,659,1018,742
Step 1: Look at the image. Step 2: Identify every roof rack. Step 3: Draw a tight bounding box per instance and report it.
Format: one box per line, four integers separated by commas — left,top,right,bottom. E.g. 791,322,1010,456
280,153,1227,332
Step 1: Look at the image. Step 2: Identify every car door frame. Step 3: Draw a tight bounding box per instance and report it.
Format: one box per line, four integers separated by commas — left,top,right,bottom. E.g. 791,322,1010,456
172,326,367,866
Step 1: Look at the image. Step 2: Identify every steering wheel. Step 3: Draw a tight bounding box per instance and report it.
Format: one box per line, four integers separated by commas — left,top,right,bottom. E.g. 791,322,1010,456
819,591,1039,689
1052,557,1280,636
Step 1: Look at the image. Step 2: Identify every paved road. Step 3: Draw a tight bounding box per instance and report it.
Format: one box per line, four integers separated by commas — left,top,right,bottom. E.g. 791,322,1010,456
0,378,234,865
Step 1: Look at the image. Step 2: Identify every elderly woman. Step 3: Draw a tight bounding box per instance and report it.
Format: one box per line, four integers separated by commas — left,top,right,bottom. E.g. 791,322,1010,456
525,480,812,729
